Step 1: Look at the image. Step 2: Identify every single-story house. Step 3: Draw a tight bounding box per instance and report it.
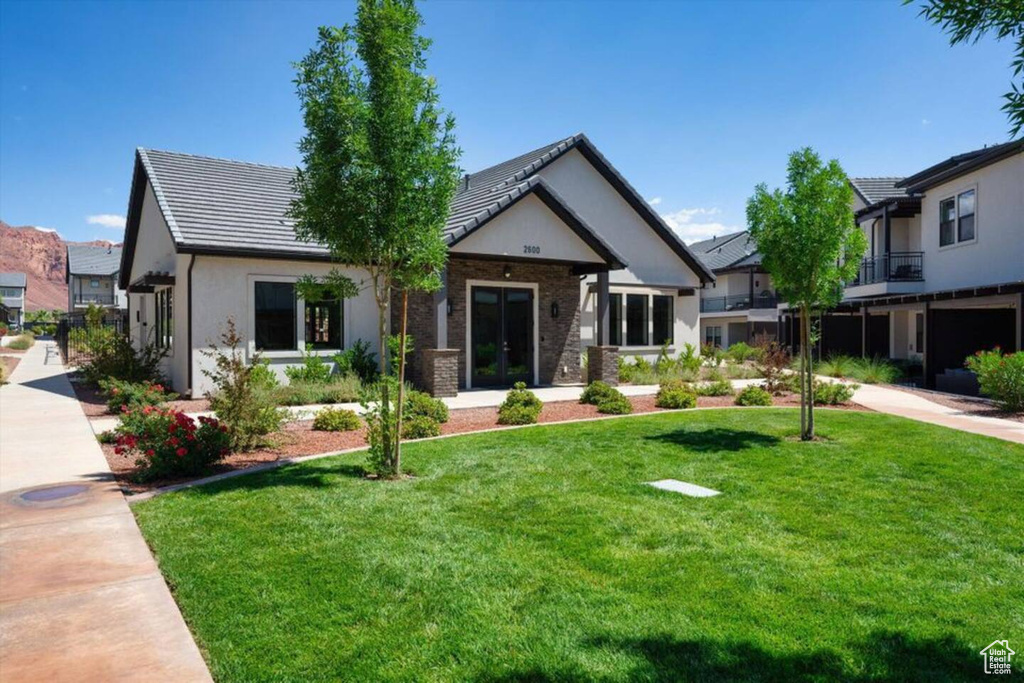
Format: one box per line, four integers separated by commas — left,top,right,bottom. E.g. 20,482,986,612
119,134,714,397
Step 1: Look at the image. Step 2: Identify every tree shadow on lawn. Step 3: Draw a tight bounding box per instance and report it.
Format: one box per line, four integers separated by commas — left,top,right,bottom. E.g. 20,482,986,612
189,463,368,497
480,631,977,682
645,427,781,453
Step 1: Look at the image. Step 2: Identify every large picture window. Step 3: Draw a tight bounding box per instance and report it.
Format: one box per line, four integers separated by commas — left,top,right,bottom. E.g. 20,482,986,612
625,294,648,346
255,281,296,351
305,298,343,350
608,293,622,346
652,295,673,346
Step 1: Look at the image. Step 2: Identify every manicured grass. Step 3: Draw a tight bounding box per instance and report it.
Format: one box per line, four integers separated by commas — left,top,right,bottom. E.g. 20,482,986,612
134,410,1024,682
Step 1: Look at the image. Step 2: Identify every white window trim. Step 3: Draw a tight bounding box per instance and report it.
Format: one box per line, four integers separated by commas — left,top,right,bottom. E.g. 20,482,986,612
937,183,978,251
464,278,540,389
247,274,351,360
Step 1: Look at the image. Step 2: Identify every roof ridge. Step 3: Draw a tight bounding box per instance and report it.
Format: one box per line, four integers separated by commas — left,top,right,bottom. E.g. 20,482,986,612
139,147,295,172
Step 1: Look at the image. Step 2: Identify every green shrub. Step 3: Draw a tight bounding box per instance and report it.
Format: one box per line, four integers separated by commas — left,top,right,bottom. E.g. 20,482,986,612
404,390,449,423
498,382,542,425
735,385,773,406
597,392,633,414
96,430,117,444
580,380,618,405
402,414,441,439
855,357,901,384
80,333,166,386
114,407,230,482
965,349,1024,411
269,376,362,406
202,321,287,450
249,359,280,390
99,378,175,413
818,354,854,378
678,343,702,373
697,379,734,397
312,407,361,432
726,342,762,363
655,383,697,409
6,335,34,350
813,380,857,405
332,339,378,383
284,345,333,384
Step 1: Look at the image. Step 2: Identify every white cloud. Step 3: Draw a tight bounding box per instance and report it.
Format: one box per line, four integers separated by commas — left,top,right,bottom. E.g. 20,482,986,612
660,207,739,244
32,226,63,238
647,196,662,206
86,214,126,229
921,118,931,126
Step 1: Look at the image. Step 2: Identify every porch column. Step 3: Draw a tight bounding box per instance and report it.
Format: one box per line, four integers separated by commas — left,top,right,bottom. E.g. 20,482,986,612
860,307,868,358
434,267,448,349
923,301,934,389
596,271,610,346
883,205,892,279
423,267,458,397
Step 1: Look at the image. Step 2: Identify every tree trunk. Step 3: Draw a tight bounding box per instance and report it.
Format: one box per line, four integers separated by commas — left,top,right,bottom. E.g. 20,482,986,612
807,311,815,439
393,290,409,475
799,308,807,439
373,273,394,474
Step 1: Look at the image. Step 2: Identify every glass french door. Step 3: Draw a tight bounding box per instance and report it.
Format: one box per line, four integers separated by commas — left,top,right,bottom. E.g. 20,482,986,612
471,286,533,387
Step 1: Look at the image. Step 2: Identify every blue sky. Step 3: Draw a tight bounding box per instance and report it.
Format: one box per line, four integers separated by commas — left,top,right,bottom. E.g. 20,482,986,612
0,0,1016,244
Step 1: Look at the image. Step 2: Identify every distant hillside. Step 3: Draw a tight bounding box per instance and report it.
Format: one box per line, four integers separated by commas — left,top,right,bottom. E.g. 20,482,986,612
0,222,121,312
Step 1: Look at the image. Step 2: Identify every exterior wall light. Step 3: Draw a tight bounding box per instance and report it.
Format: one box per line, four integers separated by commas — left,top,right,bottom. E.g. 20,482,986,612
551,301,559,319
503,265,512,279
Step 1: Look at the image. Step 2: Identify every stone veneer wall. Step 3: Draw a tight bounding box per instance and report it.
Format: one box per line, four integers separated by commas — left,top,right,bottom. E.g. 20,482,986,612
390,289,436,388
586,346,619,386
447,258,581,390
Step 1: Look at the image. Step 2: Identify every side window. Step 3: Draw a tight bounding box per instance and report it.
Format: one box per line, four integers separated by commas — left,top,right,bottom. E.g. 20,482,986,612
957,189,975,242
939,198,956,247
305,298,343,350
254,282,296,351
608,293,622,347
625,294,648,346
652,295,673,346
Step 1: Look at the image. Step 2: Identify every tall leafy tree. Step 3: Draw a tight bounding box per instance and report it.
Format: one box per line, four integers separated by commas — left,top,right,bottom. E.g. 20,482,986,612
290,0,460,476
747,148,867,440
907,0,1024,137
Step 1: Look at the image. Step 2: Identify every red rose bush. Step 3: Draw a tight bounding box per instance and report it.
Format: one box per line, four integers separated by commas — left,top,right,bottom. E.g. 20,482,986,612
114,406,231,481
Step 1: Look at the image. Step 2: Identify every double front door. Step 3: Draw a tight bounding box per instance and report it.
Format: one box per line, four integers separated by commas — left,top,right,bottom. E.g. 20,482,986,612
470,286,533,387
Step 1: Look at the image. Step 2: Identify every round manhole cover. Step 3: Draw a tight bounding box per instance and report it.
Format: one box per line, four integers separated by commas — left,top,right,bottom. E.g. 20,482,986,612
19,484,90,503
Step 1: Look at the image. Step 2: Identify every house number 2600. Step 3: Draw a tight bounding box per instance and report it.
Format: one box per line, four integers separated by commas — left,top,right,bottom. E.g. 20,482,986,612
523,245,541,254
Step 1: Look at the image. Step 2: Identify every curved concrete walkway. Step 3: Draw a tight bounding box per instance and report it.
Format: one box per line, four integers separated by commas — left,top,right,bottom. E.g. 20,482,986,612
0,341,211,682
849,382,1024,444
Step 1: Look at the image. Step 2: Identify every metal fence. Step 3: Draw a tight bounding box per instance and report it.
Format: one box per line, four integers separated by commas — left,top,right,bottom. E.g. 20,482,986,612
55,312,127,367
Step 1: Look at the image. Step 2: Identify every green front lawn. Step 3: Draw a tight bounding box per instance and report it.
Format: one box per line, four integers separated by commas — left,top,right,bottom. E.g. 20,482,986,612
134,410,1024,682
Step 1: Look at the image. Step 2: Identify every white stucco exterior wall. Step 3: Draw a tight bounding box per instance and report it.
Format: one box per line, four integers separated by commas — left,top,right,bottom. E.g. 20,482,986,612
186,256,381,396
917,153,1024,292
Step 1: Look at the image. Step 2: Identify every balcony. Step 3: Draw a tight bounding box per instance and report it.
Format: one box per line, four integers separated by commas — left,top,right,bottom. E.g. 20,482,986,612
700,293,779,313
851,252,924,286
73,293,117,306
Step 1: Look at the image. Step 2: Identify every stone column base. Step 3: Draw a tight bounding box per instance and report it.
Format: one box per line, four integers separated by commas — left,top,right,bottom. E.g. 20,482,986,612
422,349,460,397
587,346,619,386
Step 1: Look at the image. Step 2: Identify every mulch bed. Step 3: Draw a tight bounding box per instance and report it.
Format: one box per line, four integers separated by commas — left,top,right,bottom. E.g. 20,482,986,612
102,392,868,494
0,347,27,354
1,355,20,379
887,385,1023,423
71,377,211,419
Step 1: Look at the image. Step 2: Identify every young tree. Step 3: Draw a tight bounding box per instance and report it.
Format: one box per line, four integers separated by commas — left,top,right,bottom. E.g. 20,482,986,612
907,0,1024,137
747,148,866,440
290,0,460,477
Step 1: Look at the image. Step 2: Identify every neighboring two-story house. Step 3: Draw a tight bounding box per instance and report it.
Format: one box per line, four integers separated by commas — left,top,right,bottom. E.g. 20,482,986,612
0,273,28,329
781,139,1022,390
66,245,126,312
690,231,779,348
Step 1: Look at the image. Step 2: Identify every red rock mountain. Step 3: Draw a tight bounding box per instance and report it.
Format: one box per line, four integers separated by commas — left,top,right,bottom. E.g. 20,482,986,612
0,221,121,312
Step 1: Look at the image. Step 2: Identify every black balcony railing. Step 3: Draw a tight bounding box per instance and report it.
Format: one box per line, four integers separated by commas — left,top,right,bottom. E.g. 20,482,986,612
851,252,924,286
700,293,779,313
73,293,117,306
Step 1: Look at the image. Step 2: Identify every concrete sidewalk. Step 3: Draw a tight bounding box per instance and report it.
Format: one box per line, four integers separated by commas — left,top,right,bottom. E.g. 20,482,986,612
0,341,212,682
850,382,1024,444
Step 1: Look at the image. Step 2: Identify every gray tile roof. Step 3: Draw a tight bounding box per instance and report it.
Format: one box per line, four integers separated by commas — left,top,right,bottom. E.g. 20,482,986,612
898,138,1024,192
0,272,27,289
67,244,122,276
689,231,761,271
848,177,908,205
130,133,714,282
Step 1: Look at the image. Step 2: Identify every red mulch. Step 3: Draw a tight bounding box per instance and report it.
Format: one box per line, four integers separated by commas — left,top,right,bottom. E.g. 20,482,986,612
887,385,1023,423
0,347,27,354
71,377,210,419
1,355,20,379
104,392,869,494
